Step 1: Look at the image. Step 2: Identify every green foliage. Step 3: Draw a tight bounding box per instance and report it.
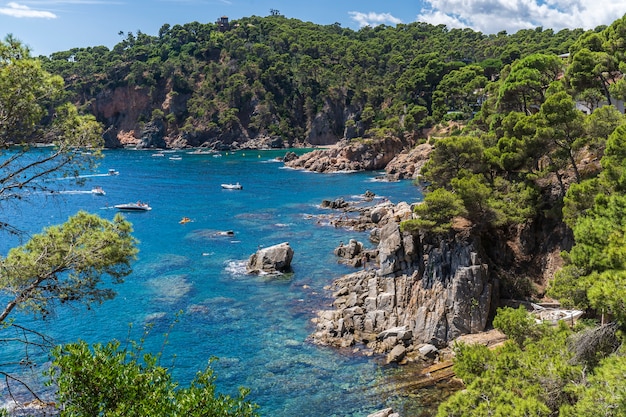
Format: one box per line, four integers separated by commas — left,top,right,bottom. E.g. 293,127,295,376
0,37,105,236
535,90,586,185
496,53,563,114
37,17,583,143
0,35,65,141
560,354,626,417
584,104,624,151
0,211,138,322
600,123,626,191
561,178,603,228
46,339,259,417
549,265,592,309
551,192,626,323
450,342,494,385
421,136,485,189
404,188,467,234
492,306,539,346
432,65,488,120
439,314,590,417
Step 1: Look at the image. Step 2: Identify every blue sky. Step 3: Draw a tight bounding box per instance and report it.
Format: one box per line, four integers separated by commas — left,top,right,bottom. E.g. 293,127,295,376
2,0,626,56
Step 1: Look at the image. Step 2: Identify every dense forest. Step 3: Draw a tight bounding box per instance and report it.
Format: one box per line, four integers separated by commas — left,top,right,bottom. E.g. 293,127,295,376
38,14,586,148
4,10,626,416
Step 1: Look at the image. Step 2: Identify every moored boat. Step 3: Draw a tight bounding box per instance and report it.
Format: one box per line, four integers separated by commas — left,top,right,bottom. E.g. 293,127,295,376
221,182,242,190
114,202,151,211
531,304,583,325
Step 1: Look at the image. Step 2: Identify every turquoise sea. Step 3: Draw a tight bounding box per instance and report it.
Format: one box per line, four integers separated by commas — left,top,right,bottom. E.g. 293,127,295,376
0,149,443,417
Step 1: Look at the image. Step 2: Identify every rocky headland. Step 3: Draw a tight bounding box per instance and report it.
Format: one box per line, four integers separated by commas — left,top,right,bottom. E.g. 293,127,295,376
283,135,418,173
308,195,496,364
304,166,569,366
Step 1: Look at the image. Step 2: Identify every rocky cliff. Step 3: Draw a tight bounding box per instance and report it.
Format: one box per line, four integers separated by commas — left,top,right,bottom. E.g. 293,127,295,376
284,135,419,173
311,202,496,362
310,190,572,362
89,82,367,150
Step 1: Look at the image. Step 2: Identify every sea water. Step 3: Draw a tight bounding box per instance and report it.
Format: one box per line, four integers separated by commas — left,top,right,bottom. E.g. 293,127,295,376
0,148,446,416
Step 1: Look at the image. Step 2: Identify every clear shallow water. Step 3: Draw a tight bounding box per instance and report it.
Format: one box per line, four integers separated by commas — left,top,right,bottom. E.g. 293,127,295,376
0,149,435,416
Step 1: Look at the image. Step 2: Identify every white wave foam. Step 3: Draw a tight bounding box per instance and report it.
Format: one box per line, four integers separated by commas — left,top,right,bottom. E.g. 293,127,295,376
224,260,248,276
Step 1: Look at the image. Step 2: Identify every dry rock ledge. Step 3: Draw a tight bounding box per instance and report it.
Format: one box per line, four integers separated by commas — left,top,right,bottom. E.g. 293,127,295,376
310,198,497,364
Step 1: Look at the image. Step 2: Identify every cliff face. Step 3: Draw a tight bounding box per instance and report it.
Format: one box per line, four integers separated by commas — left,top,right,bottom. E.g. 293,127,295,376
311,196,571,357
311,207,496,355
90,82,365,149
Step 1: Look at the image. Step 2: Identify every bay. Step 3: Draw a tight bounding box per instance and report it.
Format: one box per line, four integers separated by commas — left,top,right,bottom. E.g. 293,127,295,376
1,148,441,417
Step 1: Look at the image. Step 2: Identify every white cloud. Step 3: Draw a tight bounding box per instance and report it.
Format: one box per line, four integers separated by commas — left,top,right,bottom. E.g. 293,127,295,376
417,0,626,34
0,2,56,18
348,11,403,28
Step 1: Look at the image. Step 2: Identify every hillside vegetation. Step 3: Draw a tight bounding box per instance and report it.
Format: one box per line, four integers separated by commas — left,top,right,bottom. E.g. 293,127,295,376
38,14,583,148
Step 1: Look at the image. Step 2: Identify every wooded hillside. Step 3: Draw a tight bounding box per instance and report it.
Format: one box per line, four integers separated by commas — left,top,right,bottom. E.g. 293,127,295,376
39,15,585,148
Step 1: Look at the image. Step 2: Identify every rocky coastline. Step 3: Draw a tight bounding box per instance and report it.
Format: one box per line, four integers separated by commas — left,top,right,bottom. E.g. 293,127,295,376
307,193,498,366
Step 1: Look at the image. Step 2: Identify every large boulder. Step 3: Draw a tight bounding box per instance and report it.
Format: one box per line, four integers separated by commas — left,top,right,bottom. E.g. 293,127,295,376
247,242,294,274
334,239,378,268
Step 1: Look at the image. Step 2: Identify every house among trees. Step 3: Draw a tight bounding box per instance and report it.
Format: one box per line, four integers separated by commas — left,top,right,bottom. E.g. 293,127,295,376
216,16,229,32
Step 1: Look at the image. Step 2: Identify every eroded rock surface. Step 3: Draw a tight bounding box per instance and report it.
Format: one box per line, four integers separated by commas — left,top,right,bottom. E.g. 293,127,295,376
284,136,417,173
247,242,294,274
311,201,496,361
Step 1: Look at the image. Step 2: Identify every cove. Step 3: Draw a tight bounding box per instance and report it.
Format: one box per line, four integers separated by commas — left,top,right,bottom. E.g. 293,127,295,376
0,149,456,417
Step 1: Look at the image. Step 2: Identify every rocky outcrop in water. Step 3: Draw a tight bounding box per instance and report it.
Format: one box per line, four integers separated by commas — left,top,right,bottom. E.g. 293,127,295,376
310,201,496,361
247,242,294,274
334,239,378,269
284,135,417,173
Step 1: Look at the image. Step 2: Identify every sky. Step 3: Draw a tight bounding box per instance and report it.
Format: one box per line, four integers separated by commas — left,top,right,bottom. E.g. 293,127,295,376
2,0,626,57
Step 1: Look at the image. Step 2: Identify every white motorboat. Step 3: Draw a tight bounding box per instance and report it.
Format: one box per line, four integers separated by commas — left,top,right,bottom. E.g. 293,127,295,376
187,149,215,155
221,182,242,190
91,186,106,196
114,202,152,211
108,169,119,175
531,304,583,325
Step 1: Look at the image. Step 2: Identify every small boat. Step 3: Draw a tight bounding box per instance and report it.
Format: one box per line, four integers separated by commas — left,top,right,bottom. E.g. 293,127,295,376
114,202,151,211
169,156,182,161
187,149,215,155
221,182,242,190
91,186,106,196
152,152,165,157
179,217,192,224
216,230,235,236
108,169,119,175
531,304,583,325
